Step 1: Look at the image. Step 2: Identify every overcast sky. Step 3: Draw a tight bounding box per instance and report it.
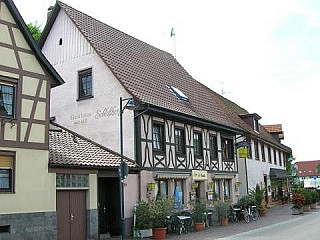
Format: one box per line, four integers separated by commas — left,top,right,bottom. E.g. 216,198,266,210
14,0,320,162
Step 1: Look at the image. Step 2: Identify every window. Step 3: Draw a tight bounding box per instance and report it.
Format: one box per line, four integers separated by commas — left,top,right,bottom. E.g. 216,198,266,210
156,180,168,198
209,135,218,159
0,83,15,118
175,128,185,155
56,174,89,188
247,142,252,159
155,179,184,204
224,179,231,200
167,85,189,102
222,137,234,161
78,69,92,99
174,179,184,204
253,118,259,132
153,123,164,151
261,143,265,162
268,147,272,163
273,149,277,165
254,141,259,160
279,152,282,166
214,180,220,200
0,153,14,192
193,132,203,156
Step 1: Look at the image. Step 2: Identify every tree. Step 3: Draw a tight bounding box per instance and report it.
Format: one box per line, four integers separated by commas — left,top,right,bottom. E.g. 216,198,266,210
317,163,320,174
27,22,42,42
286,151,294,175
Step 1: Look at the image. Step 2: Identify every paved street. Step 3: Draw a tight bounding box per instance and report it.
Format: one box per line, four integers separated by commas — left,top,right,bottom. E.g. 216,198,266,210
162,204,320,240
216,209,320,240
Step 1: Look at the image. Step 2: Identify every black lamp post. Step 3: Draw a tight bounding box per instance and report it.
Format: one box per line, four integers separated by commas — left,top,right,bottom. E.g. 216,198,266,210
119,97,137,240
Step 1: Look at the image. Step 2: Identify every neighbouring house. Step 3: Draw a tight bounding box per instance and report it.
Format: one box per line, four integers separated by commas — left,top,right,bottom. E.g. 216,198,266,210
49,121,138,239
0,0,64,239
40,1,244,237
295,160,320,189
205,91,291,204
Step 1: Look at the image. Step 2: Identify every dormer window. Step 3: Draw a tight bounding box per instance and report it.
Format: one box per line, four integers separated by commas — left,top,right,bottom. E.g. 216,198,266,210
253,119,259,132
239,113,261,133
167,85,189,102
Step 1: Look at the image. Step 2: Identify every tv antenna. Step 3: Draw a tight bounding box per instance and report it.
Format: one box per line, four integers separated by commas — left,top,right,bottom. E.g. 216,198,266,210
170,27,176,58
221,81,231,95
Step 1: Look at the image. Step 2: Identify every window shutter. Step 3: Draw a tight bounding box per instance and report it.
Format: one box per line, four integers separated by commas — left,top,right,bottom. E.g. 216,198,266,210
0,155,13,168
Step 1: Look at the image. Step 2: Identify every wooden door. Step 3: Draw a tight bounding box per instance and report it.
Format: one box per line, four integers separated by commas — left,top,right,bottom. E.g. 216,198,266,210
57,190,86,240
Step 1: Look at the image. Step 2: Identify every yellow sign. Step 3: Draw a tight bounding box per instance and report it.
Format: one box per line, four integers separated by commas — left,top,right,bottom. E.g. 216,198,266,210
238,148,248,158
192,170,208,180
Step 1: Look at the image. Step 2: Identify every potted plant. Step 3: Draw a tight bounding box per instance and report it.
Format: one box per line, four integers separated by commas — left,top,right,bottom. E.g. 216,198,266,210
291,192,305,215
250,185,267,217
214,201,230,226
190,198,206,231
133,201,152,238
310,191,317,209
239,194,256,210
281,195,289,204
301,189,312,212
149,197,174,240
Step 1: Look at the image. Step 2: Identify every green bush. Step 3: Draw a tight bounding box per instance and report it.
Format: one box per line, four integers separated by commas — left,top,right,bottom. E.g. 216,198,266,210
134,201,151,230
190,198,207,223
239,194,256,209
249,184,265,209
214,201,231,221
149,197,174,228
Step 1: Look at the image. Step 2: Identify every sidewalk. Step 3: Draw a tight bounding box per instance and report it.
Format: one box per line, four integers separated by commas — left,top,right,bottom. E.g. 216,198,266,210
116,204,317,239
163,203,311,240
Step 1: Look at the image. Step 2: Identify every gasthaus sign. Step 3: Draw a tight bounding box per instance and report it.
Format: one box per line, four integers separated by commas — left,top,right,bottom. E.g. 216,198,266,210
192,170,208,181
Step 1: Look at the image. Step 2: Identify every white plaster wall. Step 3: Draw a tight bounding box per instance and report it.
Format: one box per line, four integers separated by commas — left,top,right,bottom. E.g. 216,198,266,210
124,174,139,217
43,10,134,159
0,147,55,214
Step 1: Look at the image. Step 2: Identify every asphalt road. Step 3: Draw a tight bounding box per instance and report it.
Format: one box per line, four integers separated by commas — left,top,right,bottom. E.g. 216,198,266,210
216,210,320,240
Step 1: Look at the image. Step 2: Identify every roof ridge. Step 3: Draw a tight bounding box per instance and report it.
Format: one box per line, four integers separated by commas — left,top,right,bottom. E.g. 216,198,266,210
57,1,174,59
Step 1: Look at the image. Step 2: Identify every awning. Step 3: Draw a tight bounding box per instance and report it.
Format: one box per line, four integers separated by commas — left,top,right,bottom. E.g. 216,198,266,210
270,168,292,179
155,172,190,179
212,173,235,179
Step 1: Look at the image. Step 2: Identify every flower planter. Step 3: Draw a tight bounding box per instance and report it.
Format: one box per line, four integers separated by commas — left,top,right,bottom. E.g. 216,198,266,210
259,208,267,217
134,229,153,238
303,205,310,212
291,207,303,215
310,203,317,209
220,217,229,226
152,227,167,240
194,222,204,232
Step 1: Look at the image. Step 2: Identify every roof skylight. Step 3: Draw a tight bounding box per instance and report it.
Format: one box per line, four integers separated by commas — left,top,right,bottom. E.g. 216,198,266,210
167,85,189,102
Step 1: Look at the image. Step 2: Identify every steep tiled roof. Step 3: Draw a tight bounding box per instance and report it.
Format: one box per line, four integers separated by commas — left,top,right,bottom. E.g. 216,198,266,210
295,160,320,177
5,0,64,86
49,122,137,169
263,124,283,133
40,1,240,131
206,88,290,151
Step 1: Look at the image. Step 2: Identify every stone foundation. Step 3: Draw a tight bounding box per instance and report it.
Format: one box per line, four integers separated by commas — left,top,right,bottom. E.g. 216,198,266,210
0,211,57,240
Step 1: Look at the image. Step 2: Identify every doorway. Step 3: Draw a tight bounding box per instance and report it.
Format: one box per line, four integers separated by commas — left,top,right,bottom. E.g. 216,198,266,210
57,190,86,240
98,178,120,237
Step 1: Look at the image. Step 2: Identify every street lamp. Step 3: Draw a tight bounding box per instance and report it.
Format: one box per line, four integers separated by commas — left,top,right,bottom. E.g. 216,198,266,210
119,97,138,240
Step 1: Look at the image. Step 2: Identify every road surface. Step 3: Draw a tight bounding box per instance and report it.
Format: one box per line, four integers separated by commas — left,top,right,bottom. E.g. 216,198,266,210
216,210,320,240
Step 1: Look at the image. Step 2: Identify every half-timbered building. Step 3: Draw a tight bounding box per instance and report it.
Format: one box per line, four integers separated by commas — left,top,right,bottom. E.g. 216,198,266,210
209,91,292,205
0,0,64,239
40,1,244,236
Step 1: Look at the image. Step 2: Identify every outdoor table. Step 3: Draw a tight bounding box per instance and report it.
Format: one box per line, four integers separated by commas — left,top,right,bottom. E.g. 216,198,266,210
177,215,191,234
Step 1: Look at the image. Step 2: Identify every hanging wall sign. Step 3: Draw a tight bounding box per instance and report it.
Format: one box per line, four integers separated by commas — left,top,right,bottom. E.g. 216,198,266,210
192,170,208,180
238,148,248,158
